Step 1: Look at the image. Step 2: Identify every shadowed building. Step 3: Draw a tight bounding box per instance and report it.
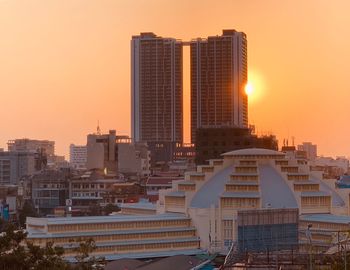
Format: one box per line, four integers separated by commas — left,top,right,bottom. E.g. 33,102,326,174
195,126,278,165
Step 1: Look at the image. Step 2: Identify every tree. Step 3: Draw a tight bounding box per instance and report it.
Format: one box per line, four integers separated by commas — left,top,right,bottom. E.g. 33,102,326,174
0,223,69,270
87,203,102,216
0,224,105,270
0,223,28,270
73,238,105,270
18,200,38,228
103,203,120,215
26,242,70,270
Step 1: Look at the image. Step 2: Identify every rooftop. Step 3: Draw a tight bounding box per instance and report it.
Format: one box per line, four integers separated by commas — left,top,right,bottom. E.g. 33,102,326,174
27,213,189,226
222,148,285,157
300,214,350,225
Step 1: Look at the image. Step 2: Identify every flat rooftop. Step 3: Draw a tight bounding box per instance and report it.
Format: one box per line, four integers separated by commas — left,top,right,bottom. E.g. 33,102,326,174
27,213,189,225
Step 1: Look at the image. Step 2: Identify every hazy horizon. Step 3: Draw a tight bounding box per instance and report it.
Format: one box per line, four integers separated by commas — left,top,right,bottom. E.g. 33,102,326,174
1,0,349,158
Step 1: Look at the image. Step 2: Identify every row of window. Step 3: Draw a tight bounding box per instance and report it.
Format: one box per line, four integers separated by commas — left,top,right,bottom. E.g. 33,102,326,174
301,196,330,207
288,175,309,181
34,230,196,245
178,185,196,191
230,175,258,181
221,198,259,208
226,185,259,192
48,219,190,232
294,185,319,191
65,240,199,255
165,197,185,207
72,184,105,189
235,167,257,173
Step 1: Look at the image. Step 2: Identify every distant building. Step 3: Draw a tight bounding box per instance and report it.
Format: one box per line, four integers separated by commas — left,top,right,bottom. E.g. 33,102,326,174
190,30,248,143
311,156,349,178
0,185,20,221
0,151,36,185
7,139,55,156
30,169,70,215
145,175,183,202
69,144,87,170
117,137,150,177
86,130,118,174
70,170,144,210
297,142,317,160
131,32,183,165
195,126,278,165
131,32,183,144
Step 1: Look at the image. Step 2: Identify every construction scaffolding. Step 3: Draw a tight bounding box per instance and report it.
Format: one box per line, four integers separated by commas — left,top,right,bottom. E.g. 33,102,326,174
237,209,299,253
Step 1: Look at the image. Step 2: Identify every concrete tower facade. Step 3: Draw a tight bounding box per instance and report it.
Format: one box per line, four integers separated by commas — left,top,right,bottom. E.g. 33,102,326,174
131,32,183,144
190,30,248,143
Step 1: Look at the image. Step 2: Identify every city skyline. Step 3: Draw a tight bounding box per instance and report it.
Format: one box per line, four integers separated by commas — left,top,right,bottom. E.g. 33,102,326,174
1,0,350,158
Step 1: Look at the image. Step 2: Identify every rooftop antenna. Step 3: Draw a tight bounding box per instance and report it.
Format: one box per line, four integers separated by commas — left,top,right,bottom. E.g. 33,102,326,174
291,136,295,146
97,120,101,135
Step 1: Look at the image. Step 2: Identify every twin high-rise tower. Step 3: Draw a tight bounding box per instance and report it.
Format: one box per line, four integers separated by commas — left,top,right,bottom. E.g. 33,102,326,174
131,29,248,148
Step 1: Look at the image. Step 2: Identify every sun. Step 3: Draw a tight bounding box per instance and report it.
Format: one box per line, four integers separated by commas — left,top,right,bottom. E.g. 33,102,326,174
245,82,254,96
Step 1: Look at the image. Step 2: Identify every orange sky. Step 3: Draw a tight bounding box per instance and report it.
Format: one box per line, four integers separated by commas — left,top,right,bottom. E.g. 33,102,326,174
1,0,349,158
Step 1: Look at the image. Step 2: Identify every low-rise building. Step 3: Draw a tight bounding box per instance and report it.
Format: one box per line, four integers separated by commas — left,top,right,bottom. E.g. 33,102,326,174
145,175,183,202
31,169,70,216
26,213,201,261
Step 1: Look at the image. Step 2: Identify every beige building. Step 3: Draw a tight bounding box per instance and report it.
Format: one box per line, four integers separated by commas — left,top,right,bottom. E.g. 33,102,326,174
7,139,55,155
86,130,118,174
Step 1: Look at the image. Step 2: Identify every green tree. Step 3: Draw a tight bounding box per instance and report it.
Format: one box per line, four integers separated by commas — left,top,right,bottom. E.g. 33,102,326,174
103,203,120,215
0,223,28,270
0,223,69,270
73,238,105,270
18,200,38,228
87,203,102,216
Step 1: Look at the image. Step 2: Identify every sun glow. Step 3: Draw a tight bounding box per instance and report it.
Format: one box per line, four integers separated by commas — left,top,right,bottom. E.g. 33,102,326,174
245,82,253,96
245,69,266,104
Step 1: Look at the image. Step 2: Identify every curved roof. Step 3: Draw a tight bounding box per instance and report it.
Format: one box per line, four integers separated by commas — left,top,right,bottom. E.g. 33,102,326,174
190,165,233,208
259,164,298,208
222,148,284,157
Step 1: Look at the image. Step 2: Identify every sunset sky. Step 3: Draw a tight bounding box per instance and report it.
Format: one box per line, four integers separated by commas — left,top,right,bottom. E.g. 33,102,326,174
1,0,349,158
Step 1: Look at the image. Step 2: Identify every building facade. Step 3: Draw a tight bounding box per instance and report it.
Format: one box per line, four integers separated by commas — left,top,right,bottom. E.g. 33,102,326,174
131,32,183,144
190,29,248,143
195,126,278,165
0,151,36,185
117,138,151,177
69,144,87,170
7,139,55,156
297,142,317,161
31,169,70,215
86,130,118,174
131,32,183,165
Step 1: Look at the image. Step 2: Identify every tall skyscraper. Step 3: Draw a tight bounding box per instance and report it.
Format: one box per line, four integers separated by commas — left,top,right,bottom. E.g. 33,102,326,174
190,29,248,143
131,32,183,144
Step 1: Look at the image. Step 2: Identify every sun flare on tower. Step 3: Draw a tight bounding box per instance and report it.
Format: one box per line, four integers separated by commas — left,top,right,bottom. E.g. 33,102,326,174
245,82,254,96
